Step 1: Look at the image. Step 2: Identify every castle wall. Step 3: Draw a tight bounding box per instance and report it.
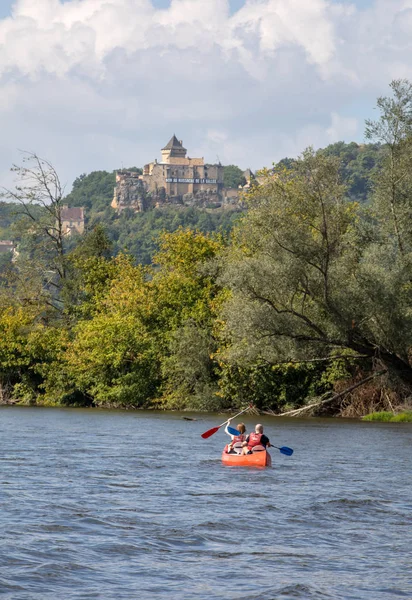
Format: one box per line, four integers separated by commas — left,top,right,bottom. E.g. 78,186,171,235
141,161,223,199
112,137,238,213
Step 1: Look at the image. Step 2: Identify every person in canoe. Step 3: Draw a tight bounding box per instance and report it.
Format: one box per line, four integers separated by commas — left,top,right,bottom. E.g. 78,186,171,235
225,419,247,453
242,423,270,454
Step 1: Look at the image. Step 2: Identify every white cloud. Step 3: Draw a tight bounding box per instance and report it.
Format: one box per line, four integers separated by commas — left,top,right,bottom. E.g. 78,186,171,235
326,112,358,141
0,0,412,188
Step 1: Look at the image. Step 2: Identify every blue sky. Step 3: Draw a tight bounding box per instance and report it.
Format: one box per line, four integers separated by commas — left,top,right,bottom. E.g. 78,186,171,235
0,0,410,189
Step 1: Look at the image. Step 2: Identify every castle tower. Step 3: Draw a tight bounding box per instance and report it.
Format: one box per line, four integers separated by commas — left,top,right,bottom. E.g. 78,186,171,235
161,135,187,163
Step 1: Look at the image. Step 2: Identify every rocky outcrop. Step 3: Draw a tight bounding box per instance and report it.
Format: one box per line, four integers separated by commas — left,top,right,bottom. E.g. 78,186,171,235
112,171,147,212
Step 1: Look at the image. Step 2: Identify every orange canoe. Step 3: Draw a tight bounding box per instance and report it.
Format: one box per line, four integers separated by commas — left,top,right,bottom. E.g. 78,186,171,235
221,445,272,467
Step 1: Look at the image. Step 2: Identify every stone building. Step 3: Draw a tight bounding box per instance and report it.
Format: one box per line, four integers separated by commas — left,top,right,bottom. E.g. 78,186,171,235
112,136,226,212
142,135,224,201
60,206,85,235
0,240,15,254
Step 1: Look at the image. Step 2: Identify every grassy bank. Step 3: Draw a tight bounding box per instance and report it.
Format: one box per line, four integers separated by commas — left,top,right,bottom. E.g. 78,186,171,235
362,411,412,422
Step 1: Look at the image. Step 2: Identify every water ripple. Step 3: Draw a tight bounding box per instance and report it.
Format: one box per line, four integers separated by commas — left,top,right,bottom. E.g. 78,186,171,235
0,407,411,600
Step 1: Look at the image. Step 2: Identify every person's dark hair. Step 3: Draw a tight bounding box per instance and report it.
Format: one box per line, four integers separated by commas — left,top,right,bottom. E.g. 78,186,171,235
237,423,246,434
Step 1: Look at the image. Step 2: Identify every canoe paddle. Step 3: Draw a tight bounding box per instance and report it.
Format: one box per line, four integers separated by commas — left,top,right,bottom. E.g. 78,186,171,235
201,405,252,439
227,426,241,436
271,445,294,456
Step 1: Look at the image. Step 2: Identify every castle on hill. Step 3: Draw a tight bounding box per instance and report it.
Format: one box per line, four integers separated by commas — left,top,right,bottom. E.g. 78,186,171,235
112,136,250,213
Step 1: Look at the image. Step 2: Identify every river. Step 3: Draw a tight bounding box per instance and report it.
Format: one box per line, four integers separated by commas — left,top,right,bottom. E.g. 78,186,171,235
0,407,411,599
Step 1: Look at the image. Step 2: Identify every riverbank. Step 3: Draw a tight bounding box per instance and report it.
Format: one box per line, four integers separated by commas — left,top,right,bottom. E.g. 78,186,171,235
363,411,412,422
2,395,412,422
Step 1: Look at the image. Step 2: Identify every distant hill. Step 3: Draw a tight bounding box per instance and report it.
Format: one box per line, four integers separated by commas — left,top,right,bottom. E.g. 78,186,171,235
0,142,385,265
276,141,384,203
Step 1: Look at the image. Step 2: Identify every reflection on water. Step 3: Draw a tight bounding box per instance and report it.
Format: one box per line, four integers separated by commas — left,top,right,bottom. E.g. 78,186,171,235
0,407,411,599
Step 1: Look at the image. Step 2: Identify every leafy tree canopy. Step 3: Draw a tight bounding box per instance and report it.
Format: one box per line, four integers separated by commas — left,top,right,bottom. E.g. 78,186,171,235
223,165,246,189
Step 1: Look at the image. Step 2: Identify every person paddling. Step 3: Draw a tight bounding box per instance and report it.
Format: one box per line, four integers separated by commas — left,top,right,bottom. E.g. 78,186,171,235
225,418,247,453
242,423,270,454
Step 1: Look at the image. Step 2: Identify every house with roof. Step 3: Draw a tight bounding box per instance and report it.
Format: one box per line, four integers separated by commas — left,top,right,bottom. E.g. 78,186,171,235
0,240,15,254
60,205,85,236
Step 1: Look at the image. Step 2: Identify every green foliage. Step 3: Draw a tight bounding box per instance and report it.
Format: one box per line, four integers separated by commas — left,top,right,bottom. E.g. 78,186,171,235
160,322,220,410
150,228,224,332
363,411,412,422
219,128,412,402
60,256,160,407
65,170,117,211
223,165,246,189
106,207,239,265
44,229,225,408
62,226,116,319
65,312,159,407
3,82,412,415
0,251,13,274
275,142,384,203
0,201,19,238
321,141,384,202
0,306,69,403
318,352,358,388
365,79,412,256
216,360,329,412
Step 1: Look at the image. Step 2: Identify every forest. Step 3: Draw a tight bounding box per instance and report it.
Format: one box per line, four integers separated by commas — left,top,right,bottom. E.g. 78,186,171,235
0,80,412,420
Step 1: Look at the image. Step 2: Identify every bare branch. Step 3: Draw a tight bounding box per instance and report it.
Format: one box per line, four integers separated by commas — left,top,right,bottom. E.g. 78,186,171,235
277,370,387,416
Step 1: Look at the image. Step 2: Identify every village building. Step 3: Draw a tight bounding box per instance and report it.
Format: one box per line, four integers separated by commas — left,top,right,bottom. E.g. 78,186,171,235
0,240,15,253
60,206,85,235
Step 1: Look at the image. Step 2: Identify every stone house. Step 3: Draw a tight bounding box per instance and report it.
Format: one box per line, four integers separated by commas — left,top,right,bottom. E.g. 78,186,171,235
60,206,85,235
0,240,15,254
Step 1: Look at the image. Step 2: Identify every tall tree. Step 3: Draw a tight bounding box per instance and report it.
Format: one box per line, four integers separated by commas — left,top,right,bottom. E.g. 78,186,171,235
365,79,412,255
2,152,69,311
220,143,412,386
223,165,246,189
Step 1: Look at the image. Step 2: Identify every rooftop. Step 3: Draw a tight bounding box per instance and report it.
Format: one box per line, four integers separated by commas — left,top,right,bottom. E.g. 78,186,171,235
61,206,85,221
162,135,187,152
0,240,15,253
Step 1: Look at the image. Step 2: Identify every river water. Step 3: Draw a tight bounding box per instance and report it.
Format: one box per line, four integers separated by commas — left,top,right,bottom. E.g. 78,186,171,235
0,407,411,600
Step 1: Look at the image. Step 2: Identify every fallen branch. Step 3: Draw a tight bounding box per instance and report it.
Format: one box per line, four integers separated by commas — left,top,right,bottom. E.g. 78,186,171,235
261,354,367,366
277,370,388,417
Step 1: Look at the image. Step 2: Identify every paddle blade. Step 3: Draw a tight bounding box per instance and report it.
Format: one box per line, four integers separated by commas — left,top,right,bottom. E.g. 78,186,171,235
201,426,220,439
278,446,294,456
227,426,240,436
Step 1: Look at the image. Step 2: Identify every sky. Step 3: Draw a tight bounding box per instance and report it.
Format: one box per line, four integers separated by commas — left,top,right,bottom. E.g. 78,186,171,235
1,0,412,191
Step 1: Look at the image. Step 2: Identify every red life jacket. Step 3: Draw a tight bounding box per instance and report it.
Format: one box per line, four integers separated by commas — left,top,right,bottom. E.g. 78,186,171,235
247,432,263,449
232,434,246,444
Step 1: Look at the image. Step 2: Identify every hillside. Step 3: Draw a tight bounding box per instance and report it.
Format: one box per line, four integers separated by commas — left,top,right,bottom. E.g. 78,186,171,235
0,142,384,265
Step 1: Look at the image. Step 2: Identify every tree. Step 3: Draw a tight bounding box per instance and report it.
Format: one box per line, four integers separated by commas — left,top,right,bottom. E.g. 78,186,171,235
1,152,70,311
160,321,220,410
223,165,246,189
61,225,115,319
0,304,69,404
150,229,227,409
62,255,160,407
220,143,412,389
320,142,383,202
365,79,412,255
